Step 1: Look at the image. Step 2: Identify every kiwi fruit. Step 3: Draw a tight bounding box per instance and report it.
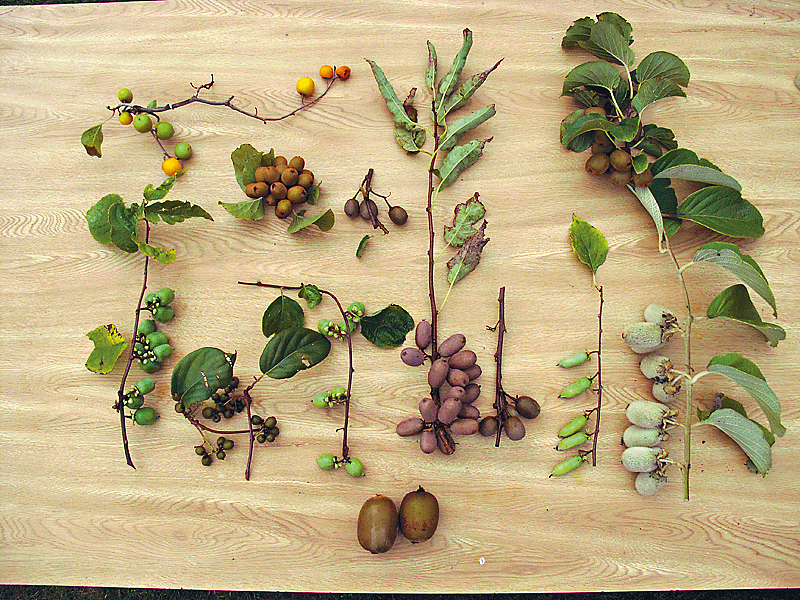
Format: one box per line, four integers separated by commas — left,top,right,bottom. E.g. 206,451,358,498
270,182,288,200
389,205,408,225
288,156,305,172
274,198,292,218
359,198,378,220
264,194,278,207
245,182,269,198
344,198,360,217
633,167,654,188
272,155,288,167
357,495,398,554
610,149,632,171
287,185,307,204
399,487,439,543
297,171,314,189
610,168,632,187
585,152,610,176
281,167,299,187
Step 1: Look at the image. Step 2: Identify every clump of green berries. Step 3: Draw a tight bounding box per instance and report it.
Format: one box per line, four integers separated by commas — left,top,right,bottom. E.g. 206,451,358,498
145,286,176,323
133,318,173,374
312,386,347,408
316,454,364,477
317,302,366,340
123,378,159,425
193,377,243,422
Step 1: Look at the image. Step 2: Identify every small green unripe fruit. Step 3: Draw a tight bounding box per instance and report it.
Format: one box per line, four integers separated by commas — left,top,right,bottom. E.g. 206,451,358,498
635,471,667,496
345,457,364,477
644,304,677,327
622,321,668,354
549,455,585,477
610,149,632,171
138,359,160,374
621,446,668,473
133,406,159,425
558,414,589,438
174,142,193,160
152,343,173,362
145,331,168,348
125,394,145,409
132,114,153,133
585,152,610,176
151,306,175,324
134,378,155,395
558,350,590,368
626,400,674,429
556,431,589,451
117,88,133,103
317,454,336,470
137,319,157,336
639,354,673,382
155,287,175,305
155,121,174,140
623,425,668,448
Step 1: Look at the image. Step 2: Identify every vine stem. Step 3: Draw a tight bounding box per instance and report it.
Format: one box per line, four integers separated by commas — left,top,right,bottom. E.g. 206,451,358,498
589,284,604,466
426,100,441,377
492,286,507,447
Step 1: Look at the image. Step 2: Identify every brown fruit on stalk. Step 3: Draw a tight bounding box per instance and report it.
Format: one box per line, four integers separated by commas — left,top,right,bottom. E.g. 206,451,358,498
274,198,292,218
245,182,269,198
610,168,633,188
633,168,654,188
610,149,632,171
288,156,305,172
399,487,439,543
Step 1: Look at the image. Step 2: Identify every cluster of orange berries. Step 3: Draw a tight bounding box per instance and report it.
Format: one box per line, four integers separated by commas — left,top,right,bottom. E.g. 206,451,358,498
296,65,351,97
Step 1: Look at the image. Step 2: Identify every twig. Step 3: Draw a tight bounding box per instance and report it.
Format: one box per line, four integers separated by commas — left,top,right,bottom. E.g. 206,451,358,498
492,286,507,447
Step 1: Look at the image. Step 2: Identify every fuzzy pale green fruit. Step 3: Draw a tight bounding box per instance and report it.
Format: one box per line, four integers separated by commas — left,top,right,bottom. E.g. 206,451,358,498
639,354,673,382
621,446,668,473
644,304,677,327
635,471,667,496
622,425,668,448
626,400,675,429
623,321,669,354
652,380,681,404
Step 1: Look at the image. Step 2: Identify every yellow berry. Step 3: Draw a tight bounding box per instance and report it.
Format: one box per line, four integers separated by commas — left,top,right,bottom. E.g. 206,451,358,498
319,65,334,79
296,77,315,96
118,111,133,125
162,157,182,177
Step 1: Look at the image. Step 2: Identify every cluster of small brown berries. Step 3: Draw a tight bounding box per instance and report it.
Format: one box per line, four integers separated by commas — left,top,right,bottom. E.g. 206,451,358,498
244,155,316,218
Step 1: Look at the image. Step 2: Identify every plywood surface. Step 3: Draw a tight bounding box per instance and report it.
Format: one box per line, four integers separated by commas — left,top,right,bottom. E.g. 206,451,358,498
1,0,799,592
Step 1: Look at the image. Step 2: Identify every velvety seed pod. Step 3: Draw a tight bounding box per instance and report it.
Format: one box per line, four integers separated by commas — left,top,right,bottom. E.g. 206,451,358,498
447,368,469,388
462,383,481,404
418,397,439,423
635,471,667,496
622,425,668,448
415,320,432,350
396,417,425,437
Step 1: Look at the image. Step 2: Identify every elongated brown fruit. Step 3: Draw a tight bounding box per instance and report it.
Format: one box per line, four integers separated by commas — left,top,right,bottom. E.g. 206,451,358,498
399,487,439,543
357,495,398,554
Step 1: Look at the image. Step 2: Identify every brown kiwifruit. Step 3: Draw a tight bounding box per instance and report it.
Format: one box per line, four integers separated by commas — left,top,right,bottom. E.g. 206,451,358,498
633,167,654,188
297,172,314,189
399,487,439,543
245,182,269,198
261,166,280,184
264,194,278,207
584,106,607,118
585,152,610,176
272,155,288,167
287,185,307,204
357,495,398,554
610,168,633,187
288,156,305,172
388,205,408,225
281,167,299,187
610,149,632,171
254,166,269,183
274,198,292,218
359,198,378,220
344,197,360,217
270,182,287,200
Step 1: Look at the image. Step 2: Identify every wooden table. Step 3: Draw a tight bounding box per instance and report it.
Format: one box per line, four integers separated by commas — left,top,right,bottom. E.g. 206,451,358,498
1,0,799,592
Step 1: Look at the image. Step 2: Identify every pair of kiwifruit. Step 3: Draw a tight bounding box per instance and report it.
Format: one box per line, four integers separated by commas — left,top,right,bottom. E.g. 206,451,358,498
244,155,316,218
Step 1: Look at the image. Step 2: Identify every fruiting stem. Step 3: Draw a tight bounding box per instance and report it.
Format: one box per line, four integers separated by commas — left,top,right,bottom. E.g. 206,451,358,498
492,286,508,447
589,284,604,466
426,101,441,367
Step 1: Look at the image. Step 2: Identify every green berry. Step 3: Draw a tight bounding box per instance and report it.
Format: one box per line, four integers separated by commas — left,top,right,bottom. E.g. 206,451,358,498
211,413,221,423
138,360,160,374
556,431,590,451
251,415,264,426
331,386,346,399
201,406,215,419
317,453,336,470
117,88,133,103
559,376,592,399
137,319,157,336
265,433,276,442
347,301,366,319
549,455,585,477
174,142,193,160
345,458,364,477
312,392,329,407
155,122,174,141
216,436,227,448
133,406,159,425
134,342,146,355
145,331,169,348
256,434,267,443
557,350,590,368
216,450,226,460
264,416,277,429
623,322,669,354
152,306,175,323
145,293,158,307
155,287,175,305
317,319,333,335
558,414,589,438
195,445,207,456
201,455,212,466
152,343,173,362
133,378,155,395
124,394,145,409
223,440,234,451
133,114,153,133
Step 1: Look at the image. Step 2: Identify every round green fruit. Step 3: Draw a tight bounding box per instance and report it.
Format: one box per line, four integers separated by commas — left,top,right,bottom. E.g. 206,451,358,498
585,152,610,176
174,142,193,160
132,114,153,133
155,287,175,305
134,378,156,395
399,486,439,543
155,121,175,140
137,319,157,336
317,453,336,470
138,360,160,374
125,394,145,409
152,306,175,323
133,406,159,425
152,343,174,362
345,458,364,477
117,88,133,103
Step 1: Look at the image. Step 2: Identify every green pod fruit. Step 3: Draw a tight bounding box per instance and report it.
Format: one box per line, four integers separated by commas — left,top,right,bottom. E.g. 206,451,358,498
137,319,157,336
331,386,346,398
399,486,439,543
317,319,333,335
145,293,158,306
558,414,588,438
133,342,146,355
145,331,169,349
549,455,585,477
559,376,592,398
132,406,159,425
556,431,590,451
345,458,365,477
626,400,672,429
357,495,398,554
152,306,175,323
138,359,160,374
347,301,366,318
124,394,145,409
643,303,677,327
557,350,590,368
155,287,175,305
133,378,155,395
317,454,336,470
621,446,667,473
152,343,173,362
622,322,668,354
622,425,668,448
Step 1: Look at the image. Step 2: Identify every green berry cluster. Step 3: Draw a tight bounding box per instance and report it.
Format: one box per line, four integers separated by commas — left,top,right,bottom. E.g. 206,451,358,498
145,287,176,324
188,377,243,422
123,378,159,426
317,302,366,340
311,386,347,408
316,454,364,477
133,318,173,374
194,436,235,466
251,415,280,444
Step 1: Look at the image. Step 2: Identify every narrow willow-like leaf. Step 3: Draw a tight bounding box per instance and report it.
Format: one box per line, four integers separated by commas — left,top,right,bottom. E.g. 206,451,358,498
562,16,594,48
701,408,772,474
569,215,608,275
356,234,370,259
259,327,330,379
81,124,103,158
298,284,322,309
436,138,490,190
359,305,414,348
440,105,496,152
108,202,139,253
219,198,265,221
678,186,764,238
629,183,666,249
144,200,213,224
366,59,416,131
631,77,686,115
137,241,176,264
585,21,635,67
444,193,485,246
438,28,473,103
143,176,177,202
447,221,489,284
262,295,305,338
172,347,236,407
562,61,621,96
707,353,785,437
707,284,785,346
635,51,690,86
692,241,776,316
85,324,127,374
86,194,124,245
426,41,438,93
287,209,335,233
654,164,741,191
438,58,503,121
231,144,263,191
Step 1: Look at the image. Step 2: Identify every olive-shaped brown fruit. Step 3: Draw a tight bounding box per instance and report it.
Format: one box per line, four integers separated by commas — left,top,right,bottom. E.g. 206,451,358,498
415,320,432,350
633,167,654,188
288,156,305,172
254,166,269,183
504,416,526,441
272,155,288,167
274,198,292,219
281,167,299,187
270,182,287,200
360,198,378,221
479,416,498,437
388,206,408,225
438,333,466,357
297,171,314,189
428,358,450,389
399,486,439,543
515,396,541,420
462,383,481,404
264,194,278,207
245,182,269,198
591,140,614,155
610,168,632,188
584,106,607,118
610,149,632,172
357,495,398,554
585,152,610,176
287,185,308,204
344,197,360,217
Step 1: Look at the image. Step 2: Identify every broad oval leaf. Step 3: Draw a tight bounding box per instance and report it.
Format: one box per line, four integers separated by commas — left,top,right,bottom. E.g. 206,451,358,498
172,347,236,407
108,202,139,253
262,295,305,337
569,215,608,276
635,51,690,87
701,408,772,474
562,61,621,96
597,12,634,44
81,124,103,158
219,198,265,221
692,241,776,316
631,77,686,115
706,284,785,347
85,324,127,374
259,327,330,379
585,21,635,67
231,144,264,191
287,209,335,233
560,112,603,151
650,148,721,176
563,115,639,147
360,304,414,348
562,16,594,48
86,194,124,245
678,186,764,238
440,105,496,152
436,138,490,190
707,353,785,437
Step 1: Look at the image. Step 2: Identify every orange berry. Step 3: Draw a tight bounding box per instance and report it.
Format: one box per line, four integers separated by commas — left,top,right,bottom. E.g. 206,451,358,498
161,157,182,177
118,111,133,125
319,65,334,79
335,65,351,80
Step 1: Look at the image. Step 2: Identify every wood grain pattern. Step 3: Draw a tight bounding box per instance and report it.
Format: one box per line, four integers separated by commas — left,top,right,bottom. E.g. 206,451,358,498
1,0,799,592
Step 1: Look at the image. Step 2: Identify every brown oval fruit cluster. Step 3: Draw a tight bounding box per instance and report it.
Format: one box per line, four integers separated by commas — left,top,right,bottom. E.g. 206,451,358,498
244,155,316,219
582,107,653,188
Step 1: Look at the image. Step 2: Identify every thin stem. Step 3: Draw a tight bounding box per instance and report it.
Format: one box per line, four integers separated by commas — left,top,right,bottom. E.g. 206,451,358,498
427,101,441,365
493,287,507,447
589,284,604,466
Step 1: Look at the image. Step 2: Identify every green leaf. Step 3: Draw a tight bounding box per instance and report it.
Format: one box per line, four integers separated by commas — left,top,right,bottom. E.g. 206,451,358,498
440,105,496,152
219,198,265,221
287,209,335,233
436,138,490,190
650,148,721,176
171,347,236,408
108,202,139,253
146,100,157,109
137,240,176,264
231,144,264,192
560,111,602,151
569,215,608,276
654,165,741,191
426,41,438,93
366,59,416,131
306,183,321,206
564,88,601,108
629,183,667,248
443,193,485,246
585,21,635,67
262,294,305,337
81,124,103,158
635,51,690,86
597,12,634,44
298,284,322,309
86,194,124,245
701,408,772,474
639,124,678,156
707,353,785,437
143,176,177,202
259,327,331,379
631,77,686,114
359,304,414,348
447,221,489,285
85,324,127,374
692,242,776,316
562,61,621,96
437,59,503,121
394,88,426,153
631,153,649,174
706,285,785,347
562,115,639,147
562,16,595,48
356,234,370,259
437,28,473,103
144,200,213,224
678,186,764,238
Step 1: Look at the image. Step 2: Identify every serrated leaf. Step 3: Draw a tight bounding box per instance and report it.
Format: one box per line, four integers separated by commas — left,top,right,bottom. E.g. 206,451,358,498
701,408,772,474
219,198,265,221
437,58,503,122
359,304,414,348
560,112,603,151
562,115,639,147
437,28,473,103
394,88,426,152
306,183,321,206
426,41,438,93
366,59,416,131
597,12,634,44
356,234,370,259
137,240,176,264
440,105,496,152
447,221,489,284
564,88,601,108
262,295,305,337
650,148,720,176
86,194,124,245
631,77,686,114
85,324,127,374
81,124,103,158
585,21,635,67
613,75,630,111
144,200,213,225
172,347,236,407
707,285,785,347
231,144,263,192
298,284,322,309
562,61,621,96
259,327,331,378
640,124,678,156
678,186,764,238
443,193,485,246
108,202,139,253
692,241,776,316
287,208,335,234
436,138,490,190
562,16,595,48
569,215,608,275
629,183,667,248
654,164,741,191
707,353,784,437
143,177,177,202
635,51,690,87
